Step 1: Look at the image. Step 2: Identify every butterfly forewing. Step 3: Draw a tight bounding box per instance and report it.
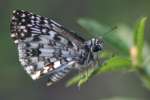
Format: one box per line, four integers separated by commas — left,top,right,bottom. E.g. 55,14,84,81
10,10,85,84
11,10,84,44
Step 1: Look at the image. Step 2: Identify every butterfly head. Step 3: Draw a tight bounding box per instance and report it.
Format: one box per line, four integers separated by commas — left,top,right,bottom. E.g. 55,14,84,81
84,37,104,52
92,38,104,52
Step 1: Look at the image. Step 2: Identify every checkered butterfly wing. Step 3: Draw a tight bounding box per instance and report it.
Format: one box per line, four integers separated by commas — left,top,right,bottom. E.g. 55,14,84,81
10,10,85,85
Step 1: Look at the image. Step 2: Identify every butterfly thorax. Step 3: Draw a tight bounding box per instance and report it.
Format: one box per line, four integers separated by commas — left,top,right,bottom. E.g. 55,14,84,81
76,38,104,66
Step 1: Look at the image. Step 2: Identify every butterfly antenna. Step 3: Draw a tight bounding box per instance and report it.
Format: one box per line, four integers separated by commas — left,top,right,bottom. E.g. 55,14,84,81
101,26,117,38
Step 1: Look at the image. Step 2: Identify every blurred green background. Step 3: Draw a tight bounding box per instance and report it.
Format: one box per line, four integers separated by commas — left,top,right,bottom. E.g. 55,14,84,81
0,0,150,100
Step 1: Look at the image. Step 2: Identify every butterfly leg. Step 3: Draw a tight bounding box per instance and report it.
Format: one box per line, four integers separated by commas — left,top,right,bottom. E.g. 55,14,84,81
97,55,101,67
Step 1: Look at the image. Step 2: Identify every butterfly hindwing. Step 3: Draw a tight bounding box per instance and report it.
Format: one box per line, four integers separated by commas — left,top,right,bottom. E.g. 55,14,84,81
46,61,76,86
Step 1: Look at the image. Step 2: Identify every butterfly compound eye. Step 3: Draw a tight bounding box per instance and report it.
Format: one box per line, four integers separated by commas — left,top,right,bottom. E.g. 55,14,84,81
93,45,102,52
93,38,104,52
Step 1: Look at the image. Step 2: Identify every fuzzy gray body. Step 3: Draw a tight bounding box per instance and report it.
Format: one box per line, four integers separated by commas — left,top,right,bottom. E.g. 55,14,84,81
10,10,103,85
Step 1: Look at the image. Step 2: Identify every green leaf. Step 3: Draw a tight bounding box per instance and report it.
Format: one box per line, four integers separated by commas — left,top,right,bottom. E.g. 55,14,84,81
134,17,147,65
91,56,131,76
78,19,107,36
78,19,129,55
66,68,94,87
139,72,150,90
66,56,131,87
100,50,114,59
66,73,81,87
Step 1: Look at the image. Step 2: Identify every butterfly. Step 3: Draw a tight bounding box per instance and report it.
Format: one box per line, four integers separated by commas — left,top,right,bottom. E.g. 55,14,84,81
10,10,104,86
